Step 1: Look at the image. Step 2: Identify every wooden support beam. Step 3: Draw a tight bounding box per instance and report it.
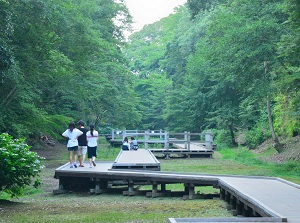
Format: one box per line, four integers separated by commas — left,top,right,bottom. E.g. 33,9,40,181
150,182,158,197
146,190,172,198
230,194,237,209
235,200,244,216
127,180,134,195
123,190,145,196
161,183,166,191
53,178,68,194
188,184,195,199
94,183,102,195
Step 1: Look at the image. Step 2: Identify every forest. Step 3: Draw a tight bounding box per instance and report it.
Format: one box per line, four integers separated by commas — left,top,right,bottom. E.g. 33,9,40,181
1,0,300,150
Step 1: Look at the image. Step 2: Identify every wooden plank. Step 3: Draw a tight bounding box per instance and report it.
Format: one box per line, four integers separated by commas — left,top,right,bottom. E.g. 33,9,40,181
112,150,160,170
54,166,299,223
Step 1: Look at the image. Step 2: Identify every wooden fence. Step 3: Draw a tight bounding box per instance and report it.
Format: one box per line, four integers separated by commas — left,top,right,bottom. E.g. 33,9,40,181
110,129,214,150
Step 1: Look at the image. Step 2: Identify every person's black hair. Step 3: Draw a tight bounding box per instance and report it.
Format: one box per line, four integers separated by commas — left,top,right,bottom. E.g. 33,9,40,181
124,137,128,142
69,122,75,132
77,120,84,126
131,137,135,140
90,124,95,136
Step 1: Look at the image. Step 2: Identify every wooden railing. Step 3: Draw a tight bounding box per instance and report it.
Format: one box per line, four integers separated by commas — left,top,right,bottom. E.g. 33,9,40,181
110,129,214,150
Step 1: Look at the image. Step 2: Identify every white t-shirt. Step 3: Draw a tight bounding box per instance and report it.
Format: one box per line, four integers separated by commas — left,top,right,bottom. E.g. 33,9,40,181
86,130,99,147
62,128,83,147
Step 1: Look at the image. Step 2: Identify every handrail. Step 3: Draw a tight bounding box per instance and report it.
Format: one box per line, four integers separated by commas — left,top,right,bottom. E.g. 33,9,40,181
110,129,214,150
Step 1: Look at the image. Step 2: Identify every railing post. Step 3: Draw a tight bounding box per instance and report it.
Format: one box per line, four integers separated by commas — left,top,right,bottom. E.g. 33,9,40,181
160,129,163,140
187,131,190,151
164,131,169,149
205,131,213,150
144,130,149,150
111,129,115,140
184,131,187,149
122,130,126,140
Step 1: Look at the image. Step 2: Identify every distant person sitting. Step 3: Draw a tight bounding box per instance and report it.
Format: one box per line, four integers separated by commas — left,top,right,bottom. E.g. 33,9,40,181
122,137,130,150
130,137,138,150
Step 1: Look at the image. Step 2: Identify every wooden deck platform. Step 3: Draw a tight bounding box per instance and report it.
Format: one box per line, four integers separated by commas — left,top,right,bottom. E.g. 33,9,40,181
54,163,300,222
112,149,160,170
108,130,215,158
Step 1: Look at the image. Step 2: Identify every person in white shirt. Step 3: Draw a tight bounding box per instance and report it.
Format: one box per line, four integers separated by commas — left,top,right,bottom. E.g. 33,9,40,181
122,137,130,150
86,124,99,168
62,122,83,168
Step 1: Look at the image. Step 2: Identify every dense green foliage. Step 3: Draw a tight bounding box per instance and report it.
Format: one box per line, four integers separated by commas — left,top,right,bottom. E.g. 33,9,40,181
125,0,300,148
0,133,43,197
1,0,300,150
0,0,139,143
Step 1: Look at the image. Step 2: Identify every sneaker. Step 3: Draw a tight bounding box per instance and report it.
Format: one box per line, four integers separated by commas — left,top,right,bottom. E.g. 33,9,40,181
73,162,77,168
79,165,84,167
70,165,74,168
92,161,96,167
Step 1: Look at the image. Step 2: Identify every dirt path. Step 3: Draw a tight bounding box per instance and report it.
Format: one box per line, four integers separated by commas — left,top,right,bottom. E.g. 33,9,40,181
34,143,67,193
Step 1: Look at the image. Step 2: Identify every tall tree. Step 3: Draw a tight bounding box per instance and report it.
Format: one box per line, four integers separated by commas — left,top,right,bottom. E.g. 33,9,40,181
274,0,300,137
134,73,171,130
0,0,137,143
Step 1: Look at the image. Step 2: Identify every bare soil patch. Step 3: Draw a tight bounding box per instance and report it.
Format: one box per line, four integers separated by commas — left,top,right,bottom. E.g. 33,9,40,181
254,135,300,163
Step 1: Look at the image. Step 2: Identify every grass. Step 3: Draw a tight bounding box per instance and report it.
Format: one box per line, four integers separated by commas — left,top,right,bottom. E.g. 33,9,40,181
1,137,300,222
217,146,300,184
1,195,231,223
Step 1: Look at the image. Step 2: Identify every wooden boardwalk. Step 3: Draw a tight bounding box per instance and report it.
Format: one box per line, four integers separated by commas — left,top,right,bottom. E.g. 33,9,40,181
150,142,214,158
108,130,215,158
112,149,160,170
54,161,300,223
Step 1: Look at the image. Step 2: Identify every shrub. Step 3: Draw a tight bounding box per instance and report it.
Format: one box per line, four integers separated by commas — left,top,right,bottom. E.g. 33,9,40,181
273,94,300,137
244,123,271,149
213,129,233,148
0,133,44,198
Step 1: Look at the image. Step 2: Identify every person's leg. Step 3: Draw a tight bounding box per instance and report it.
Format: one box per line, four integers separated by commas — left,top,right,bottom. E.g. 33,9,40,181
87,146,93,168
92,147,97,166
69,149,74,168
74,152,77,163
81,146,87,167
69,150,73,164
73,146,78,168
79,155,82,166
82,154,85,165
78,147,83,166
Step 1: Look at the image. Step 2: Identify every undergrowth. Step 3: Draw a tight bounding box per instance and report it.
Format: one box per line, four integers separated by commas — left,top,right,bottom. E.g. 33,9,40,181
218,145,300,181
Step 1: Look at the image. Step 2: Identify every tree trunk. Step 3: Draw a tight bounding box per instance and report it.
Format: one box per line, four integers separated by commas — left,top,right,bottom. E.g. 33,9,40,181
267,95,282,152
229,124,237,147
264,61,282,152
